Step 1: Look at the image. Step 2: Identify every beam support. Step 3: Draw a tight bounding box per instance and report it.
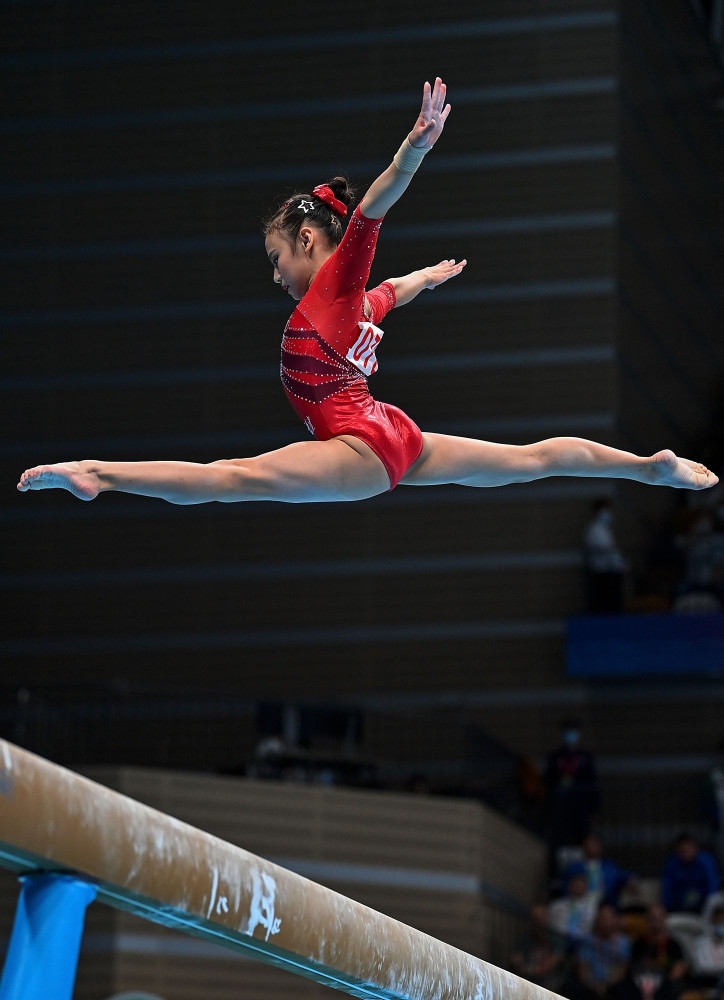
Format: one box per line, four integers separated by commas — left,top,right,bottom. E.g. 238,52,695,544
0,873,97,1000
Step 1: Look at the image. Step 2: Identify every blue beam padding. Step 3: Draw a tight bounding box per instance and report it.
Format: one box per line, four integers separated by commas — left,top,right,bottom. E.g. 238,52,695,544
0,873,97,1000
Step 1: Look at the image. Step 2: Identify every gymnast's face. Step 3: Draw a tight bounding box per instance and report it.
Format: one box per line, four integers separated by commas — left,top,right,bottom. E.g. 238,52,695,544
265,227,316,301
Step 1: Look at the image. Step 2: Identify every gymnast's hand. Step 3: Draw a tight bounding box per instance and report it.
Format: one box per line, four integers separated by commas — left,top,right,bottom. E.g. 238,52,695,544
422,258,467,288
408,77,451,149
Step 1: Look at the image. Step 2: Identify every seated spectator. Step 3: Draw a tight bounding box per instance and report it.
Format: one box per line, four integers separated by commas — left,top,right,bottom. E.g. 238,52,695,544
548,867,599,943
562,834,637,907
691,902,724,985
661,833,721,914
608,953,679,1000
567,902,632,999
509,903,568,993
631,905,688,988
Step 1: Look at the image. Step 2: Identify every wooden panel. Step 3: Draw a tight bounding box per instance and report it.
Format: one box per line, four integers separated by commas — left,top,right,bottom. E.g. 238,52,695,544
88,768,542,884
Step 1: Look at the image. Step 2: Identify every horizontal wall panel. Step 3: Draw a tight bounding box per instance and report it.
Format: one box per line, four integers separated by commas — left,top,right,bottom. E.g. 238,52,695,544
0,227,614,312
1,563,585,640
2,291,617,378
0,631,569,707
0,226,614,311
461,687,724,758
95,768,545,900
2,359,615,451
1,161,617,245
0,2,612,57
104,943,326,1000
3,494,594,571
3,17,617,111
4,65,619,126
393,360,614,423
4,93,616,185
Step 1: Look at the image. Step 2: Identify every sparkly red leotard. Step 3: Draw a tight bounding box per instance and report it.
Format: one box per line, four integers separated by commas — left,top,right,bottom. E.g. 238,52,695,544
280,205,423,490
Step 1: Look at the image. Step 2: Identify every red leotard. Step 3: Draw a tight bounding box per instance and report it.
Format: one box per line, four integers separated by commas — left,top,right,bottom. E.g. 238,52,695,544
280,205,423,490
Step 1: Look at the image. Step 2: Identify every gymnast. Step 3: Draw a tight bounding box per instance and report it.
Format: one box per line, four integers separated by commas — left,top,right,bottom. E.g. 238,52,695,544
17,78,718,504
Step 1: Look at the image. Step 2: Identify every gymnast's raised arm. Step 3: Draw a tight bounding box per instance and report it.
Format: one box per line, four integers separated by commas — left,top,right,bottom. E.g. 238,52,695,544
359,77,451,220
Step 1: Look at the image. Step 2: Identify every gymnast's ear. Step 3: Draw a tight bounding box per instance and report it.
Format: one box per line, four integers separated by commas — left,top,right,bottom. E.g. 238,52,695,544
299,225,315,253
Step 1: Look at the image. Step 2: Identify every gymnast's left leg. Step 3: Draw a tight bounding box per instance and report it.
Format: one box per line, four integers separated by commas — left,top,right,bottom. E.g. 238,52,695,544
401,433,718,490
16,436,391,504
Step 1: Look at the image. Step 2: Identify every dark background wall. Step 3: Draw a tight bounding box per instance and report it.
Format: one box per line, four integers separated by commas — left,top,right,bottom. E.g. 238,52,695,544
2,0,724,862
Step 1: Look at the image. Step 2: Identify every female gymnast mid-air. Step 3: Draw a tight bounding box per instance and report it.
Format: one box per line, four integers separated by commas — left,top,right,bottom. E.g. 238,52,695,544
17,78,718,504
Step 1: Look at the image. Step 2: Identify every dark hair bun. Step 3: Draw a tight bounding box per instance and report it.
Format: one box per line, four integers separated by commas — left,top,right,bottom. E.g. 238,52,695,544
323,176,355,210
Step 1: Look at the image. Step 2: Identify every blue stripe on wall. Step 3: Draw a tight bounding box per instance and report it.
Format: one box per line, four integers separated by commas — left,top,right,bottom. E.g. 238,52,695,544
0,279,615,329
0,212,616,264
0,78,616,135
1,145,617,199
0,618,566,657
0,12,618,69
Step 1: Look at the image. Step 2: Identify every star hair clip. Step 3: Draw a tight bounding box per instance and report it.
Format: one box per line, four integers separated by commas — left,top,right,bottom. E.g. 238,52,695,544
298,199,315,214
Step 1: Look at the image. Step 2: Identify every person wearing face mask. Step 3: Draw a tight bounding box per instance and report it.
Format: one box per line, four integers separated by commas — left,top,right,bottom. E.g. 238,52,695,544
546,720,601,871
583,498,627,613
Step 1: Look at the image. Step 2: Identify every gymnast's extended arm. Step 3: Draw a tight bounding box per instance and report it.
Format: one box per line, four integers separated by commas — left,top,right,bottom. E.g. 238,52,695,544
359,77,451,220
386,259,467,307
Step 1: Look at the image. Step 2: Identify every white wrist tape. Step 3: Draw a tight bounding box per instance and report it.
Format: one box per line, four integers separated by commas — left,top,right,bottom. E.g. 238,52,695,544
393,137,430,174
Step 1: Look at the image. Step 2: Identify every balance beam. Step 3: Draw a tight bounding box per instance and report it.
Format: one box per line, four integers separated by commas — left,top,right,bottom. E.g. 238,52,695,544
0,738,559,1000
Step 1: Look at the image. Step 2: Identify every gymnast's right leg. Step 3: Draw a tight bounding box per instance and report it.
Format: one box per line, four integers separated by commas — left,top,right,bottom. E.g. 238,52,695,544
16,436,391,505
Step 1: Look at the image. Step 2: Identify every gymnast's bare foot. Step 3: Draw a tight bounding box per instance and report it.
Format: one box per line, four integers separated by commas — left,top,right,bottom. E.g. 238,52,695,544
17,462,100,500
644,449,719,490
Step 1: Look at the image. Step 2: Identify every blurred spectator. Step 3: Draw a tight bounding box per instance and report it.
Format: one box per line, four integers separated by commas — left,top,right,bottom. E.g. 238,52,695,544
584,498,627,613
515,754,547,834
608,954,679,1000
404,773,432,794
691,900,724,989
567,902,632,999
704,740,724,872
509,903,568,993
672,509,724,613
631,904,688,986
562,834,637,907
661,833,721,914
548,867,599,943
546,720,600,863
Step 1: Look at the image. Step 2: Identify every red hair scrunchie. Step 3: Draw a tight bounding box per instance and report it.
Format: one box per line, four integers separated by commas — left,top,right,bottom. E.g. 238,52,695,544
312,184,348,217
